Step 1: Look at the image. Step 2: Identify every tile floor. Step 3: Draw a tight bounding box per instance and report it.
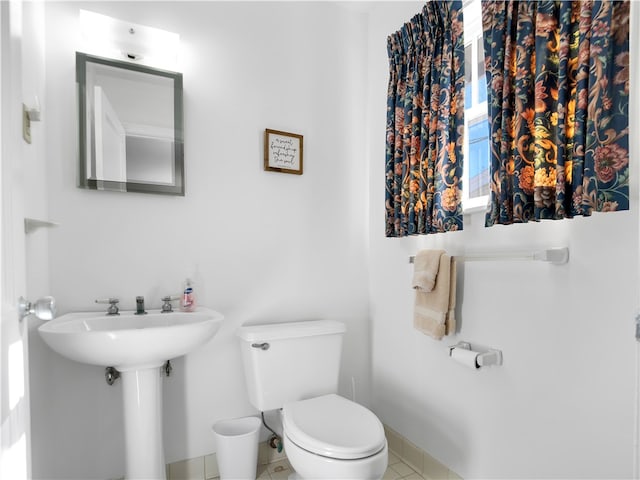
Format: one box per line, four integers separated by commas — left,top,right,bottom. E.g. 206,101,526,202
168,426,458,480
252,451,426,480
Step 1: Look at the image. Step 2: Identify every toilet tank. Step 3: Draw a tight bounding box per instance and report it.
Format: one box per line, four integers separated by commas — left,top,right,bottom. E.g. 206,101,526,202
237,320,346,412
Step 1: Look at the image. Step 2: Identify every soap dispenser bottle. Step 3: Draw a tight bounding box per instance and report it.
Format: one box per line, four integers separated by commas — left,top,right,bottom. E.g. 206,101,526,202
181,278,196,312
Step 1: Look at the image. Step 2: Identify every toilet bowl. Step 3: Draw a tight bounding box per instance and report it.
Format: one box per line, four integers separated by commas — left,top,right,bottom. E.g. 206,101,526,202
281,394,388,479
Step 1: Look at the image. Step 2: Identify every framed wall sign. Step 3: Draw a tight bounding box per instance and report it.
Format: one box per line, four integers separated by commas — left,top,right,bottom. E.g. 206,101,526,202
264,129,303,175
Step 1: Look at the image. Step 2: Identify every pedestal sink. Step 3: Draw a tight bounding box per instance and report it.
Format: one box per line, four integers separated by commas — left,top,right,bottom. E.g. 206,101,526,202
38,307,224,479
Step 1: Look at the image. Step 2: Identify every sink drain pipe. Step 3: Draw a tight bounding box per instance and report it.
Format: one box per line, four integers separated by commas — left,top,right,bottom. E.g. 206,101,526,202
104,361,173,386
105,366,120,385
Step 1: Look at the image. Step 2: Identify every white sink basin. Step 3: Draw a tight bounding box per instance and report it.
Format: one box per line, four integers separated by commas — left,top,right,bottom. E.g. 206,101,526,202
39,307,224,370
39,306,224,479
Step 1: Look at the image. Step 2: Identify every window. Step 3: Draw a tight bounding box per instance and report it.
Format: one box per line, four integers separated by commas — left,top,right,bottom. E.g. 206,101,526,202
463,0,490,210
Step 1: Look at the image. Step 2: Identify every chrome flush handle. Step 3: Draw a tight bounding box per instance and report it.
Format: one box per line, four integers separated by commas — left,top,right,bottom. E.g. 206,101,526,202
251,342,270,350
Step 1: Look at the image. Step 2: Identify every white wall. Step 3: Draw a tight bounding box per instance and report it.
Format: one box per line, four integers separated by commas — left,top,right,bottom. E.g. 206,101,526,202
367,3,640,479
34,2,370,478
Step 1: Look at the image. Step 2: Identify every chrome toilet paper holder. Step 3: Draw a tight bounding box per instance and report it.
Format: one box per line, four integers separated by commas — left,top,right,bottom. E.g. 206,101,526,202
449,342,503,367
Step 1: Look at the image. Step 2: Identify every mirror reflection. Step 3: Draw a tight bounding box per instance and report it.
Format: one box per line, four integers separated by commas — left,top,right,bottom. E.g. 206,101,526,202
77,52,184,195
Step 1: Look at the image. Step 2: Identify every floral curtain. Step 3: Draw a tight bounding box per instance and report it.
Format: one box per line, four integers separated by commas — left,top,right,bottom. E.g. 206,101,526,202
482,0,630,226
385,1,465,237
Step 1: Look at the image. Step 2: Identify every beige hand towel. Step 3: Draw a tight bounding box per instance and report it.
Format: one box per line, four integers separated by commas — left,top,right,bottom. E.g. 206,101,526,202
412,249,445,292
414,254,457,340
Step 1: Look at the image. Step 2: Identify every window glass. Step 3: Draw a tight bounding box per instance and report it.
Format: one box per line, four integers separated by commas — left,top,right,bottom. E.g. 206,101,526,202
476,36,487,105
463,0,489,209
464,44,472,110
468,117,490,198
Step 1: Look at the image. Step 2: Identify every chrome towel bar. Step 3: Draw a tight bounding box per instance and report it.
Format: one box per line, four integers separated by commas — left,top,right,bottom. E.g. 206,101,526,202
409,247,569,265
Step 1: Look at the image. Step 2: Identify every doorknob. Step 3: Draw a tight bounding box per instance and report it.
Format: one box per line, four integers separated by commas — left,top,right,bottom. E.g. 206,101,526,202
18,296,56,321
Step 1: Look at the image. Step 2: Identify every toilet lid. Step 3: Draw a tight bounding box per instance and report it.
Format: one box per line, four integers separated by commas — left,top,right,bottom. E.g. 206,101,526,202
282,394,386,460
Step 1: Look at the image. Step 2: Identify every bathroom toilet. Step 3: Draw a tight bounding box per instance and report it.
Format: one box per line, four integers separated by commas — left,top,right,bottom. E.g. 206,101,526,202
238,320,388,480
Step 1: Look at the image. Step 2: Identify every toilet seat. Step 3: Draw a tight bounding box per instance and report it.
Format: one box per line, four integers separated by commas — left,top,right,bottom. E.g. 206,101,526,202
282,393,386,460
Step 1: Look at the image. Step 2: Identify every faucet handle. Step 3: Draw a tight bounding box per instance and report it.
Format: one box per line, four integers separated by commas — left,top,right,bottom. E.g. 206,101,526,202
96,297,119,303
161,295,181,302
161,295,180,313
95,297,119,315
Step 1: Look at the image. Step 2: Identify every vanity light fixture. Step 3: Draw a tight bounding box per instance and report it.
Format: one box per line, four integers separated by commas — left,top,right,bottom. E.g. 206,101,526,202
79,10,180,71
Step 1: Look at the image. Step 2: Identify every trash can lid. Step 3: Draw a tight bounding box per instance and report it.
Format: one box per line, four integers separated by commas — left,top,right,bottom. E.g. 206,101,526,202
212,416,261,438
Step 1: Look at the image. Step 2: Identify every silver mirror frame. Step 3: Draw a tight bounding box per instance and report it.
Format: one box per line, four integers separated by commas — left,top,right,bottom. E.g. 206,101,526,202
76,52,185,196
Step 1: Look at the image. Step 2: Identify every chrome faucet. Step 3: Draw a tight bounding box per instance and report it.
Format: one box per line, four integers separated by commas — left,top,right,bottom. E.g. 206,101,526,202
160,295,180,313
135,296,147,315
96,298,120,316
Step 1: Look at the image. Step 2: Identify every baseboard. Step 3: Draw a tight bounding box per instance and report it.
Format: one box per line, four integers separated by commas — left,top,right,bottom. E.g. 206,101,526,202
167,425,462,480
384,425,462,480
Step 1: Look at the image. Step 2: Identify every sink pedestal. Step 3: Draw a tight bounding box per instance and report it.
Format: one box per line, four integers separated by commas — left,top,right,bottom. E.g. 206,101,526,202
121,367,165,479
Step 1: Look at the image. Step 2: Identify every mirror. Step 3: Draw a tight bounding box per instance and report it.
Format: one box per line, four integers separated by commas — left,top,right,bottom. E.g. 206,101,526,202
76,52,184,195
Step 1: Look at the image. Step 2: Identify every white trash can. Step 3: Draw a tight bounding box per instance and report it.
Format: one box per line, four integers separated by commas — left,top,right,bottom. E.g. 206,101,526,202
212,416,262,480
